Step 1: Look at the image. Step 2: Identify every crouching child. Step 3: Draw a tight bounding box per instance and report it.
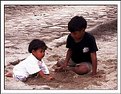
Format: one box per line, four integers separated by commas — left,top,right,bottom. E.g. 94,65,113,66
6,39,54,82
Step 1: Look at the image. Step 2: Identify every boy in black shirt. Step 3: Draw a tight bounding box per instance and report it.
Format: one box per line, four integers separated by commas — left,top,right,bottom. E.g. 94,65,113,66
56,16,98,76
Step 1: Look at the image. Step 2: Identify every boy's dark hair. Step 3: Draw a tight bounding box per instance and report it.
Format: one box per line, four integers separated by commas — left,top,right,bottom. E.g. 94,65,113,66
28,39,47,53
68,16,87,32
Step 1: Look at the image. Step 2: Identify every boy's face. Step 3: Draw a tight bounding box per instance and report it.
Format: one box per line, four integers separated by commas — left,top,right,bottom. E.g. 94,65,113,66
71,29,85,41
32,48,45,61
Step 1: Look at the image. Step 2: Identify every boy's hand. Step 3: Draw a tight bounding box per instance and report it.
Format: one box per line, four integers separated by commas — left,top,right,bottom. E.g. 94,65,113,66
39,71,54,80
55,67,63,72
91,72,103,78
91,71,97,77
48,76,54,80
55,61,69,72
45,76,54,81
61,62,68,69
91,72,97,75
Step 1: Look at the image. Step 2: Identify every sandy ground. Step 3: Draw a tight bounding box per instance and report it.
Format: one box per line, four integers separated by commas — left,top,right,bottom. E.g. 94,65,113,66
4,5,117,90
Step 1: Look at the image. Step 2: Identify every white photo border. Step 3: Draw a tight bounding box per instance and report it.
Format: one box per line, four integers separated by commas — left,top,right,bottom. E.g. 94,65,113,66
1,1,120,94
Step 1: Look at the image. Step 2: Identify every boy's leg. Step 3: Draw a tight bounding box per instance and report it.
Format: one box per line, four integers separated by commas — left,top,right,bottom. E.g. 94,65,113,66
69,60,92,75
55,59,92,73
74,62,92,75
13,75,27,82
5,71,13,77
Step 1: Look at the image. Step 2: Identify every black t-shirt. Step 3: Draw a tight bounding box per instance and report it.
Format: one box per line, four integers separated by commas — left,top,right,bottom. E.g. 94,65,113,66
66,32,98,64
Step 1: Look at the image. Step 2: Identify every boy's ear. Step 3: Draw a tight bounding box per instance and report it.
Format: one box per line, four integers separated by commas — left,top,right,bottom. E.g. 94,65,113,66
32,50,35,53
82,28,85,31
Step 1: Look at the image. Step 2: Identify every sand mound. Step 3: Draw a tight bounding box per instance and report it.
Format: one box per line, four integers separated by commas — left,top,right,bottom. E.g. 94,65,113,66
89,19,117,36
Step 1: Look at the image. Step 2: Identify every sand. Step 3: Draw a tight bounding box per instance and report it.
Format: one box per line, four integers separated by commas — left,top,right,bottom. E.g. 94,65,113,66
4,5,117,90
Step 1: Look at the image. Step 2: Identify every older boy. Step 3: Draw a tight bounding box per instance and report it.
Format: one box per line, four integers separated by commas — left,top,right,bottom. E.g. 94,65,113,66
56,16,98,76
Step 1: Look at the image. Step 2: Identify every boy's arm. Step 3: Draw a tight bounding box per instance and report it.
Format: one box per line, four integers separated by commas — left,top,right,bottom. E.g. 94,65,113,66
64,48,72,67
91,52,97,76
41,60,49,74
39,70,46,78
39,70,54,80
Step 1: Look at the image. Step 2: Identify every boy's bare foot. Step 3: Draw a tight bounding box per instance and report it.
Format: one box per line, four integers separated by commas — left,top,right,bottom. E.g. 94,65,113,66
5,72,13,77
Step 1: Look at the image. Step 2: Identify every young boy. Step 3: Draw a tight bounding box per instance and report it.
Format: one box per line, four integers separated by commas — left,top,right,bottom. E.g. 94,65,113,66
6,39,54,81
56,16,98,76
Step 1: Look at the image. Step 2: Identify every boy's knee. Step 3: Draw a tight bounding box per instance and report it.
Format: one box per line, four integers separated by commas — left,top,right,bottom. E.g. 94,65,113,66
80,65,89,72
74,65,89,75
